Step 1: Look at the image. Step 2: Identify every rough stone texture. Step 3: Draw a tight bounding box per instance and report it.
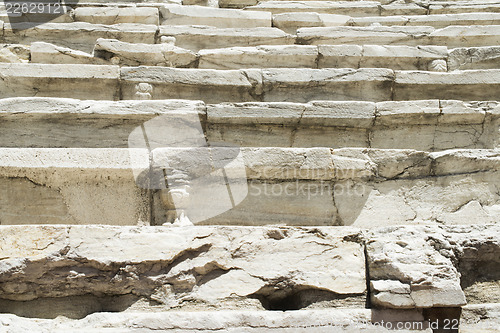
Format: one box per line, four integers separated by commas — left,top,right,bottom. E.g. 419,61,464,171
0,98,205,148
297,26,436,46
0,226,366,316
0,44,29,63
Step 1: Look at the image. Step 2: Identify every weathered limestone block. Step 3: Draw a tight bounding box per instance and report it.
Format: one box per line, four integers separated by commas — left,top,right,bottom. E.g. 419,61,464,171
158,26,294,52
448,46,500,71
245,1,380,16
428,25,500,47
74,6,160,25
297,26,435,46
0,63,120,100
0,44,29,63
120,67,258,103
3,22,157,53
94,38,198,67
0,225,366,315
366,225,467,309
0,149,150,226
318,45,448,71
0,310,432,332
349,13,500,29
394,70,500,101
198,45,318,69
30,42,108,65
261,68,394,102
273,12,351,34
160,4,271,28
0,98,205,148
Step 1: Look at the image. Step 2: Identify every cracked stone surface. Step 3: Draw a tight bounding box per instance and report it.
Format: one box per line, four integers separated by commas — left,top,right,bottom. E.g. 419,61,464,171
0,225,366,318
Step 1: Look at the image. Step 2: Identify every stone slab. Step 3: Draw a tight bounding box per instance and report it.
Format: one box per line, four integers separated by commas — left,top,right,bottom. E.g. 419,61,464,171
158,26,294,52
394,70,500,101
74,6,159,25
160,4,271,28
0,63,120,100
3,22,157,53
0,225,366,315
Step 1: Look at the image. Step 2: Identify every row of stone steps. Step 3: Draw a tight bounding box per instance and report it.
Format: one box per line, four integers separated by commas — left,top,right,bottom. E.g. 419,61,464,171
0,224,498,330
1,146,499,226
1,98,498,151
2,64,499,102
12,41,497,72
0,0,498,330
3,23,500,53
5,4,500,29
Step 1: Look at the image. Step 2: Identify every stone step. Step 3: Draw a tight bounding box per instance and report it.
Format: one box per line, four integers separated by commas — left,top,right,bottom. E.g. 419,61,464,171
3,23,498,57
245,1,424,16
246,1,500,16
198,45,449,71
347,13,500,28
275,12,500,33
158,26,294,52
0,310,434,332
22,41,500,72
2,22,158,53
0,147,499,226
0,224,497,324
2,64,500,102
1,98,498,151
0,148,151,226
73,6,160,25
297,25,500,48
